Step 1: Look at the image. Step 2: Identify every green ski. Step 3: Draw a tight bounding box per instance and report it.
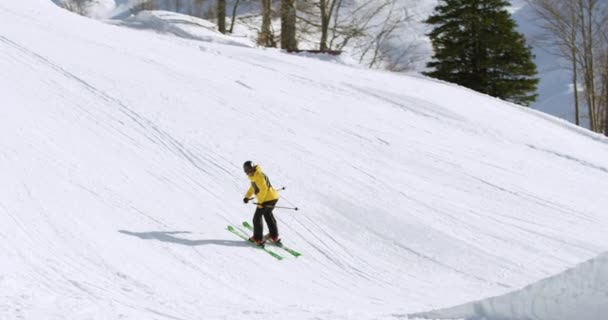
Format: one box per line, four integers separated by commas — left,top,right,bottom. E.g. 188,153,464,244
242,221,302,257
226,225,283,260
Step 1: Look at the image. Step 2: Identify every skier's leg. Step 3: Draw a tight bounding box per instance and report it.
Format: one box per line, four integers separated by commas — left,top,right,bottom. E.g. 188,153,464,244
252,207,264,241
262,200,279,238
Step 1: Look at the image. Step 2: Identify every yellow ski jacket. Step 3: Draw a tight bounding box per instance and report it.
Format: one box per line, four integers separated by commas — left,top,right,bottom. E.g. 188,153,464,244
245,165,279,207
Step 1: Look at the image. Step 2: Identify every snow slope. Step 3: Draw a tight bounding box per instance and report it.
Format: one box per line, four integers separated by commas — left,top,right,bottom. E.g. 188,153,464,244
71,0,585,124
2,1,608,319
107,11,255,48
411,252,608,320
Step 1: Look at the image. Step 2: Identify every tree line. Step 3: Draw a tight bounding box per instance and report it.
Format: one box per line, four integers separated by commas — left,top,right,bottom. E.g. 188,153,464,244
526,0,608,135
218,0,417,70
420,0,607,135
62,0,421,71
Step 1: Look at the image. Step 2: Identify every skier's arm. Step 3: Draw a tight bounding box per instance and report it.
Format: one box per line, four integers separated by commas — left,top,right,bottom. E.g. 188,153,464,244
245,186,254,199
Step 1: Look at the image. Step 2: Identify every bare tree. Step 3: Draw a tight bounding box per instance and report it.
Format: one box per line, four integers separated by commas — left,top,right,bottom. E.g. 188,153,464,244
295,0,415,68
528,0,608,132
601,52,608,134
574,0,607,132
218,0,227,33
258,0,275,46
63,0,89,15
527,0,582,125
296,0,363,51
599,27,608,134
317,0,341,50
229,0,242,33
296,0,351,51
355,1,411,69
578,0,598,131
281,0,298,50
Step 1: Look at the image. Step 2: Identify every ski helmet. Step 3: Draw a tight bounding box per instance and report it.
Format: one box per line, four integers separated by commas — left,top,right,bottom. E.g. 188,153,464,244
243,161,255,174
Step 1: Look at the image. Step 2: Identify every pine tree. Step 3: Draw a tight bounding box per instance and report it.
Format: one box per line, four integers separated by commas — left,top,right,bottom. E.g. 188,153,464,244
424,0,539,106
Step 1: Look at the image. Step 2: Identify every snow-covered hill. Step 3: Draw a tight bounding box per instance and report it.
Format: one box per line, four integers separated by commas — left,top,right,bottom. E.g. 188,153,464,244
2,1,608,319
60,0,584,125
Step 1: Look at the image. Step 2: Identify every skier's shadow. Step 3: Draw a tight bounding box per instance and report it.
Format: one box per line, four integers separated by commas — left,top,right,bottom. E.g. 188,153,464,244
118,230,250,247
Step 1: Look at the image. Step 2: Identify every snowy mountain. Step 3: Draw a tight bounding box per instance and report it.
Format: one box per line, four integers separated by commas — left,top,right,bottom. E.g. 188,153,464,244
2,1,608,319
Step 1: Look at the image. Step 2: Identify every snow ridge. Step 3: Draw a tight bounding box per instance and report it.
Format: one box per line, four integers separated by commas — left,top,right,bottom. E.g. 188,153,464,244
411,252,608,320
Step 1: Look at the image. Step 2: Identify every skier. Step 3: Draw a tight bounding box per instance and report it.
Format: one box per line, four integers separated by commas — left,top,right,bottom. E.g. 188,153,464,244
242,161,280,245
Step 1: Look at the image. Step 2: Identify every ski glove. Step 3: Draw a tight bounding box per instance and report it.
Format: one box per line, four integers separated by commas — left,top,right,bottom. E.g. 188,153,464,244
243,197,249,204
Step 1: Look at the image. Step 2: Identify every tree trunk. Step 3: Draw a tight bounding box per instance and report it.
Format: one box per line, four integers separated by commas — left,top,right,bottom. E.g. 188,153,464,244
258,0,273,46
572,47,581,126
565,9,581,128
585,0,598,131
217,0,226,34
577,0,598,131
604,78,608,136
281,0,297,50
603,61,608,135
229,0,241,33
320,0,329,51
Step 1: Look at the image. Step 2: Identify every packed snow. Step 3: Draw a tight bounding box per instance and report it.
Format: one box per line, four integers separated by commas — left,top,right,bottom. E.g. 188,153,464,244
107,11,255,48
1,1,608,319
411,252,608,320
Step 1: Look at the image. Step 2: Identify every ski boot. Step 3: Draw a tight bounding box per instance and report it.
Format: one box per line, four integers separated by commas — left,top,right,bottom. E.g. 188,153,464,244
248,236,265,246
264,234,282,245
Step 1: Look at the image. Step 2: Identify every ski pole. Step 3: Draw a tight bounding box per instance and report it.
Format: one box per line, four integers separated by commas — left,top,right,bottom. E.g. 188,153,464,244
246,198,298,210
245,187,286,202
251,202,298,211
276,205,298,211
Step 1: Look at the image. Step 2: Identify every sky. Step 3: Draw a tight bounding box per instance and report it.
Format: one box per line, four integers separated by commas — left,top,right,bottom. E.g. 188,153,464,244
1,1,608,319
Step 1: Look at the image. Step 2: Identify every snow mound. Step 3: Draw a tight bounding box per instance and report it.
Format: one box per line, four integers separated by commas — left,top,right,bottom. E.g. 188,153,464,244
410,252,608,320
109,10,255,48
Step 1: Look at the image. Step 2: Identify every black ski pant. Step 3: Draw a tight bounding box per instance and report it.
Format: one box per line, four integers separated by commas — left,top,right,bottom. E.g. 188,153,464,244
252,199,279,241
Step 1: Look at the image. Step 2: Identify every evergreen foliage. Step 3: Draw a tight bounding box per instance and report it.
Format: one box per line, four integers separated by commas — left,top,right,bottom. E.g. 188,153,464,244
424,0,539,106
